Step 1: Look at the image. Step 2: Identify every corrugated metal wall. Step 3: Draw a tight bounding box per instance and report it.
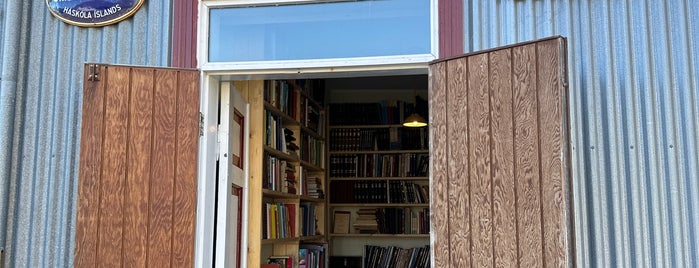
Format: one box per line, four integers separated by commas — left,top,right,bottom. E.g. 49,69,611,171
0,0,172,267
463,0,698,267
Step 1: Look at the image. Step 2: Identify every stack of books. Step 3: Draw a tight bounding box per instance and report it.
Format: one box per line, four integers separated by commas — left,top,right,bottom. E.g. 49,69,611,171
353,208,378,234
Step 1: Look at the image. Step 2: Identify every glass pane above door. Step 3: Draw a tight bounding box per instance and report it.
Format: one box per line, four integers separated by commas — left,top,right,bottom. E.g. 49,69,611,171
208,0,432,62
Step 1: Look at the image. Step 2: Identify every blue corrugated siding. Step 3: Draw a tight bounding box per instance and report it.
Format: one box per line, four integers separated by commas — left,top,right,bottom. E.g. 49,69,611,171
0,0,171,267
464,0,698,267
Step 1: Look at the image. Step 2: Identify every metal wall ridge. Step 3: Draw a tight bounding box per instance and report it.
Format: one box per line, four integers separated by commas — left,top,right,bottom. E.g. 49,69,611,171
463,0,699,267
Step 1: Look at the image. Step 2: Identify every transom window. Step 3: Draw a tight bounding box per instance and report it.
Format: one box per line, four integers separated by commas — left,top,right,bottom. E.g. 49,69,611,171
207,0,433,63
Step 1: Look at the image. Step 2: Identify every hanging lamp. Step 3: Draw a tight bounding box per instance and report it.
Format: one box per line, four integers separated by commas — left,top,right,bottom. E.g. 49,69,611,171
403,93,427,127
402,112,427,127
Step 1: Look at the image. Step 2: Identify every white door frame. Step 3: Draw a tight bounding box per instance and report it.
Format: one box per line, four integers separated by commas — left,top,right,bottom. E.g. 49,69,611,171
194,1,439,267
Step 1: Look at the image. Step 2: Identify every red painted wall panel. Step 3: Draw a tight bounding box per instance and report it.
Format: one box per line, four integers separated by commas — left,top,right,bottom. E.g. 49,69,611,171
172,0,198,68
439,0,464,58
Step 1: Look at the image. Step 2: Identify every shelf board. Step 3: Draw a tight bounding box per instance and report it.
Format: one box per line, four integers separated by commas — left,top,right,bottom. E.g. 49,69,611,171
261,237,300,244
262,189,299,199
263,146,300,162
299,160,324,171
299,195,325,202
329,203,429,207
330,176,428,181
300,235,325,241
329,149,429,154
264,102,300,126
329,124,405,129
300,125,324,140
329,233,429,238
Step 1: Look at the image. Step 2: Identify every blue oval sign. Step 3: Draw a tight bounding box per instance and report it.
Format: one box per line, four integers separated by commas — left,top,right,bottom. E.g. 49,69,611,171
46,0,145,27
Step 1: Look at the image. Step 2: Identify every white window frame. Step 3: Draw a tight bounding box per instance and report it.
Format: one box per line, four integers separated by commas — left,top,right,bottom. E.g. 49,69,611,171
198,0,439,73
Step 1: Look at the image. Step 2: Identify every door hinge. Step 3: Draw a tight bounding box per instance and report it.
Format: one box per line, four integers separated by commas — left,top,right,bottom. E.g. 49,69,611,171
199,112,205,137
88,64,100,81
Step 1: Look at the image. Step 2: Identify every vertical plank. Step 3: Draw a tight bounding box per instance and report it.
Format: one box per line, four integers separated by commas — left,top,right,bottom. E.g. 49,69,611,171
537,38,570,267
512,44,544,267
467,53,493,268
123,68,154,268
489,49,518,267
429,61,451,268
147,69,178,267
445,58,470,268
173,70,200,267
97,66,130,267
75,65,106,268
244,80,265,268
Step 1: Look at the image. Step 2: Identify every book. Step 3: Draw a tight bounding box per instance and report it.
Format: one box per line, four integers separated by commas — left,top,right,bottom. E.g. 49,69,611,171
333,211,351,234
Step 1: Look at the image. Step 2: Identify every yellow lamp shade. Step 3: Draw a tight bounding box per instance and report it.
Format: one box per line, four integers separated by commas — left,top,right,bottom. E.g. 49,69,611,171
402,113,427,127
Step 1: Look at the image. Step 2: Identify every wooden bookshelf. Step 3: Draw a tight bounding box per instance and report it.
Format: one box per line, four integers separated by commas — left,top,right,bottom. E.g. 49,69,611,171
329,203,429,207
237,79,327,268
329,234,429,238
326,100,430,263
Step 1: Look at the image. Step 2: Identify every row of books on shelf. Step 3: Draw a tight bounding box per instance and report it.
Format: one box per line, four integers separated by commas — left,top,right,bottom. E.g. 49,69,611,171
376,207,430,235
335,207,428,235
299,168,324,199
300,202,319,236
265,112,298,155
264,80,298,120
263,203,296,239
329,127,428,151
264,243,327,268
294,79,325,105
329,98,427,126
329,180,429,204
264,80,325,134
263,153,297,194
300,133,324,168
363,245,430,268
329,153,429,178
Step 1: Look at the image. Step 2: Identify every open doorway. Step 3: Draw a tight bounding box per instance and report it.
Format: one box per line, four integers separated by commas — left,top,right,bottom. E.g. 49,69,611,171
211,72,430,268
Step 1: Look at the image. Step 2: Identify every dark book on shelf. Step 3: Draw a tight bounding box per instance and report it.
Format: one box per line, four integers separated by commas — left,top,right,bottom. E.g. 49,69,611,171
329,256,362,268
300,243,328,268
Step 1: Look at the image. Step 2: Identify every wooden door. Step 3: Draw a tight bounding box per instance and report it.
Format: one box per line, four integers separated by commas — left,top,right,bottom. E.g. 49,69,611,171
75,64,200,267
429,37,574,267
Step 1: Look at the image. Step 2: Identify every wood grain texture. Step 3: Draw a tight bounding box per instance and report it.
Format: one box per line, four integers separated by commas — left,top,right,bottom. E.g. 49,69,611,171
75,65,106,268
147,69,178,267
489,49,518,268
173,70,200,267
124,68,154,268
77,65,201,266
429,61,450,268
467,53,493,268
444,57,471,268
431,38,572,268
537,39,569,268
97,66,130,267
243,80,266,268
512,44,544,268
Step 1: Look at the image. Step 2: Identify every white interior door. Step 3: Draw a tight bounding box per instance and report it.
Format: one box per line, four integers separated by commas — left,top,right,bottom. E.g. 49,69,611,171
215,82,250,268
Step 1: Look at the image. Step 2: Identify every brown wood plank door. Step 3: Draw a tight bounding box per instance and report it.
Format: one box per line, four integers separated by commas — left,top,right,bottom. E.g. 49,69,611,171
75,64,200,268
429,37,574,268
